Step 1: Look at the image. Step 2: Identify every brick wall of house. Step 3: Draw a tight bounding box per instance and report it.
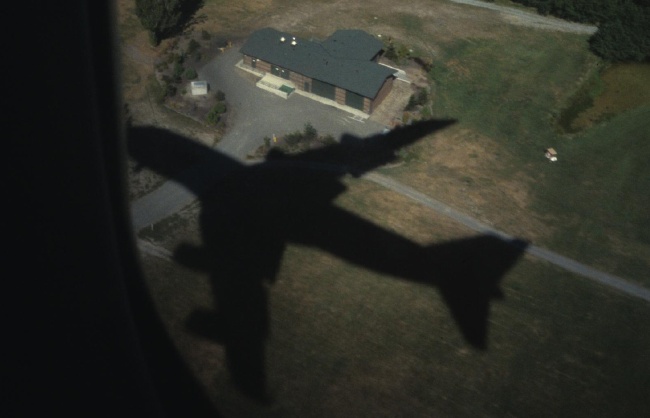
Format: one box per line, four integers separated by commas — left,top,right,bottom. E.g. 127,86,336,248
335,87,346,105
243,55,253,66
364,97,372,113
289,72,311,92
255,59,272,73
370,76,394,113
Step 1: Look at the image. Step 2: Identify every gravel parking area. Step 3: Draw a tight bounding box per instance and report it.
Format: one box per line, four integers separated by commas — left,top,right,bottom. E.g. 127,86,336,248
198,46,387,159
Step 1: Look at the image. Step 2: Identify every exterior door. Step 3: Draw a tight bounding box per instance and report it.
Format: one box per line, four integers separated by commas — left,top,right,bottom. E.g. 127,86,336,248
345,91,365,110
311,79,335,100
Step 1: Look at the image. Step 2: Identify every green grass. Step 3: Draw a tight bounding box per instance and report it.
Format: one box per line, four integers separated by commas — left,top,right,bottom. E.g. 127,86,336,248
430,32,597,157
424,28,650,284
140,193,650,417
534,105,650,284
557,63,605,133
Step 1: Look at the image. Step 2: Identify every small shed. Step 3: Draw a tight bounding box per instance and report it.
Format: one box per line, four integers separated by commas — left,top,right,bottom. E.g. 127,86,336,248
190,80,208,96
545,148,558,162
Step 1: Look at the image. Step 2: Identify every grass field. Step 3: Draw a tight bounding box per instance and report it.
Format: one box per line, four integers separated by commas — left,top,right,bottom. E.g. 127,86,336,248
138,179,650,417
534,105,650,284
387,25,650,284
122,0,650,415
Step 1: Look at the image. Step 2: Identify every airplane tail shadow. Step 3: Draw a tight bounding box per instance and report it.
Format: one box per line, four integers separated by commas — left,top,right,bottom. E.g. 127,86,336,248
424,236,528,348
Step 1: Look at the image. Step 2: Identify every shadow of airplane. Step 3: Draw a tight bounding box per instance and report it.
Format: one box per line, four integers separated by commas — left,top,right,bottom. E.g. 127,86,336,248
128,119,528,401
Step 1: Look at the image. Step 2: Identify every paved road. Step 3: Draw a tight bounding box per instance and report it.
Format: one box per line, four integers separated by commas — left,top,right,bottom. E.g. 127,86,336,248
449,0,598,35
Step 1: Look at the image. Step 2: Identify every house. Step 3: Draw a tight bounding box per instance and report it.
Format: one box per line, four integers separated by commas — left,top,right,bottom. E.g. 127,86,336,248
239,27,396,114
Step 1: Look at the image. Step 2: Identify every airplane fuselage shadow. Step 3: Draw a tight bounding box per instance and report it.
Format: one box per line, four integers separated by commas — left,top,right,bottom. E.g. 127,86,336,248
128,120,528,401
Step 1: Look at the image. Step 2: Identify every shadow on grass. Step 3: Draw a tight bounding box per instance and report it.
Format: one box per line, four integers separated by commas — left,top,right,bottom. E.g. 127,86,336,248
128,119,528,402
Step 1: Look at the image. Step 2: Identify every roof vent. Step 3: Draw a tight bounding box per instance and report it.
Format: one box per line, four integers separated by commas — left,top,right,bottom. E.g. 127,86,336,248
280,36,286,42
291,37,297,46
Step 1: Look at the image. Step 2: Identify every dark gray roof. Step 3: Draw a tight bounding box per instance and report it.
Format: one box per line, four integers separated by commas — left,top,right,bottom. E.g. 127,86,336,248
321,29,384,61
239,28,394,99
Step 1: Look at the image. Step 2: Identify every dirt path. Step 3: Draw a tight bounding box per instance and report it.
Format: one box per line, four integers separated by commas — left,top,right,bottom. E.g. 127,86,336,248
448,0,597,35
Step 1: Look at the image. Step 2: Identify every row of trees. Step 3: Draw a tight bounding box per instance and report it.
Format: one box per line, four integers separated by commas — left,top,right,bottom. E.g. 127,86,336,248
510,0,650,62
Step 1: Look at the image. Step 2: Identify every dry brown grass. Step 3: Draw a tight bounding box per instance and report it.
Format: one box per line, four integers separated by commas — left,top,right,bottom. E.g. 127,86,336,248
383,126,550,243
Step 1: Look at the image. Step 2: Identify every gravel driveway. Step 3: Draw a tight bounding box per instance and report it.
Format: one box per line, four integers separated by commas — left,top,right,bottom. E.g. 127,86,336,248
198,47,385,159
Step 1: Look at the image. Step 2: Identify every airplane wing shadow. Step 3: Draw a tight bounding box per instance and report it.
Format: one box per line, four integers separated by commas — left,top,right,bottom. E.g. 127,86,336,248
128,120,528,401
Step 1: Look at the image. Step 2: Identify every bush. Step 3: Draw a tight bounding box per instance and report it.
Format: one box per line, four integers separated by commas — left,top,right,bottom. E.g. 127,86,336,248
165,82,177,97
206,102,227,125
405,88,428,111
201,30,211,40
148,78,166,103
155,61,169,71
420,104,432,119
322,134,337,145
405,94,418,111
384,43,398,61
173,62,184,82
206,110,221,125
172,52,185,65
416,88,428,105
187,39,200,54
303,123,317,140
184,67,197,79
283,131,304,146
213,101,226,114
412,56,433,73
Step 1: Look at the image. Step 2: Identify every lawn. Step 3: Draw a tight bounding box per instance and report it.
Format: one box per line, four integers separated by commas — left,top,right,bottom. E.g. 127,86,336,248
534,105,650,284
387,23,650,284
138,178,650,417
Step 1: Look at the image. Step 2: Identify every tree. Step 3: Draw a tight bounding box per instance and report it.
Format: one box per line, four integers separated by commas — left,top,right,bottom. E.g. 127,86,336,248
135,0,204,45
184,68,198,80
206,102,227,125
303,123,317,141
510,0,650,62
